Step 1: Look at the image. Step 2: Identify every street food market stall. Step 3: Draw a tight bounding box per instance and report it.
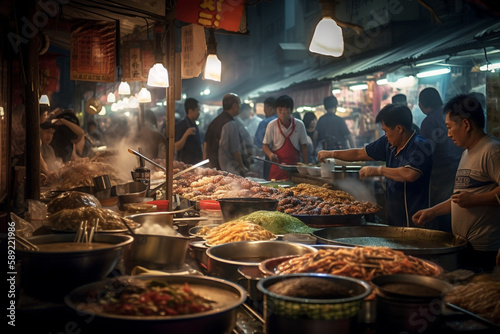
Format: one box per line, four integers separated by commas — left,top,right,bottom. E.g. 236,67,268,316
13,159,500,333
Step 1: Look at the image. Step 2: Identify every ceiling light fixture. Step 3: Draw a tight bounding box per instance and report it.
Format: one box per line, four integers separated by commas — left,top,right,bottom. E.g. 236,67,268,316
309,1,343,57
118,81,131,95
376,78,388,85
479,62,500,71
138,87,152,103
39,94,50,106
416,68,451,78
147,24,169,87
203,29,222,82
349,84,368,91
107,92,116,103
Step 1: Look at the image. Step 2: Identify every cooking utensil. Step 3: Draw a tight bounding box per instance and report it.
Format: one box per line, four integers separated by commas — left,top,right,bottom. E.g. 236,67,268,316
17,233,133,301
252,156,298,173
206,240,317,283
172,159,210,179
257,273,371,334
313,225,467,271
15,234,39,251
128,148,166,171
65,275,247,334
446,302,500,329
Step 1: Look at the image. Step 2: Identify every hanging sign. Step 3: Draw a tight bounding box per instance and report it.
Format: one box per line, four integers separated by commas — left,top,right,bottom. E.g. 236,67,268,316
122,41,155,82
70,21,116,82
176,0,246,32
181,24,207,79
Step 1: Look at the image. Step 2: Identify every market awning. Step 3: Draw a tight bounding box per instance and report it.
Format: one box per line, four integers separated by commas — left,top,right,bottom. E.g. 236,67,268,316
244,18,500,103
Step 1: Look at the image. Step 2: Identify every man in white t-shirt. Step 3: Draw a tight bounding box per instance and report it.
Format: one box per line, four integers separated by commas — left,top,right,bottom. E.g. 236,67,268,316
413,93,500,272
262,95,308,180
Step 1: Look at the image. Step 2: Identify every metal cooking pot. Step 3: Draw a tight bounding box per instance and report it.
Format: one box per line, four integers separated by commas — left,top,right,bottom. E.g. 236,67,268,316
17,233,133,301
313,226,468,271
206,240,317,283
65,275,246,334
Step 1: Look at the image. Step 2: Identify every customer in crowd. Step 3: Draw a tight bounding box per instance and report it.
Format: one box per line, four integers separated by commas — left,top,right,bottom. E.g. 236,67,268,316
204,93,248,176
263,95,308,180
130,109,167,159
316,95,355,150
391,93,420,134
238,103,262,138
417,87,464,232
254,97,277,179
413,93,500,272
302,112,319,164
175,98,203,164
50,111,92,162
318,103,433,227
39,120,60,185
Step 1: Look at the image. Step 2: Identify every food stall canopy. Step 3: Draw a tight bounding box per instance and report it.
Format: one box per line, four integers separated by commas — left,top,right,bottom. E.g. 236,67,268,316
245,18,500,102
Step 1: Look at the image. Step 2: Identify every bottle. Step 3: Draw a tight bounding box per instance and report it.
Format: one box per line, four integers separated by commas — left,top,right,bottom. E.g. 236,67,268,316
131,147,150,188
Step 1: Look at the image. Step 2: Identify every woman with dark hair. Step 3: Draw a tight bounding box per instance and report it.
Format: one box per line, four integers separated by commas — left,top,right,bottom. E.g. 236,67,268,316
50,111,93,162
302,112,318,163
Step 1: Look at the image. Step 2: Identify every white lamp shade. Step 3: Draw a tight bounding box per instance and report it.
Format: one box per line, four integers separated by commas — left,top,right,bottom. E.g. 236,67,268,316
118,81,131,95
309,17,344,57
107,92,116,103
147,63,169,87
39,94,50,106
203,54,222,82
138,87,152,103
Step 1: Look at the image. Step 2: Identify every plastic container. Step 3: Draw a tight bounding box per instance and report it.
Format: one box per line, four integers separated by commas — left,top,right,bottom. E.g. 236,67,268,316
199,200,223,225
145,200,169,211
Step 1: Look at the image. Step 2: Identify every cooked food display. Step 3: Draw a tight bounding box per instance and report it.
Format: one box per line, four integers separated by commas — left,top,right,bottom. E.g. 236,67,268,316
172,169,380,216
56,157,127,190
203,221,276,246
80,277,215,316
46,206,137,231
445,280,500,324
235,210,316,234
274,247,442,300
47,191,102,214
267,277,353,299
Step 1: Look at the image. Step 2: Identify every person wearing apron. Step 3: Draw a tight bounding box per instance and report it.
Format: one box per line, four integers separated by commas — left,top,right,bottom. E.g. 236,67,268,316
263,95,309,180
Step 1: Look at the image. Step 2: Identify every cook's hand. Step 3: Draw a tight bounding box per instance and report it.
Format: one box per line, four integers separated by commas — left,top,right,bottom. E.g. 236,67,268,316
270,153,279,163
412,208,434,226
359,166,382,178
451,191,474,208
186,127,196,136
317,150,332,163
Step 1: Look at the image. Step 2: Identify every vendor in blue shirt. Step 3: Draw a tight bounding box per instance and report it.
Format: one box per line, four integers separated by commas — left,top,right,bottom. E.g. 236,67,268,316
318,104,433,227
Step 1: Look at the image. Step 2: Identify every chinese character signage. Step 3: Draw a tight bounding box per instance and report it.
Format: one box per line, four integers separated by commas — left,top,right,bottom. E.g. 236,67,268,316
176,0,245,32
70,21,116,82
181,24,207,79
122,41,155,82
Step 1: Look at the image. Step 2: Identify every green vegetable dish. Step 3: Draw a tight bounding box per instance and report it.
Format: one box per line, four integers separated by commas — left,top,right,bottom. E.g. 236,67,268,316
236,210,318,235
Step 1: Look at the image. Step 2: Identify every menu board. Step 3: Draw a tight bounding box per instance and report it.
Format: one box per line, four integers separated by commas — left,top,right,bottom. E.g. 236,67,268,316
70,20,116,82
486,71,500,138
121,40,155,82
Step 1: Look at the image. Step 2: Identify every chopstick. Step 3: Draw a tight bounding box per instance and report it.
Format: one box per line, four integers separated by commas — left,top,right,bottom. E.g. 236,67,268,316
15,235,39,251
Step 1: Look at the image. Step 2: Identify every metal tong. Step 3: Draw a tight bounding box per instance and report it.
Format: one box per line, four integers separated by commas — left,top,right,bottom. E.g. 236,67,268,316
15,235,39,251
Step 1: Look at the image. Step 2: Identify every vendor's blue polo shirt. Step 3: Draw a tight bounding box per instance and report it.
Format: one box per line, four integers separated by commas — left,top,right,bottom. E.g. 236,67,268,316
365,133,433,227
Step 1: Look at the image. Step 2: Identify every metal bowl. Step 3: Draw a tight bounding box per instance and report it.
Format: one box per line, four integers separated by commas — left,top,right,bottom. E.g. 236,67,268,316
257,273,371,334
206,240,317,283
116,181,148,204
313,225,468,271
65,275,246,334
17,233,133,301
217,197,278,222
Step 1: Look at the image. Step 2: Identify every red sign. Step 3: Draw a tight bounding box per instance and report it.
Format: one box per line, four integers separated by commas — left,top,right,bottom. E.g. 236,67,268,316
70,21,116,82
176,0,245,32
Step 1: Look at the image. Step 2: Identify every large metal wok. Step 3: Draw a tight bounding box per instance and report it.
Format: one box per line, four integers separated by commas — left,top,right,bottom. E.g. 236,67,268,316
65,275,246,334
313,226,468,271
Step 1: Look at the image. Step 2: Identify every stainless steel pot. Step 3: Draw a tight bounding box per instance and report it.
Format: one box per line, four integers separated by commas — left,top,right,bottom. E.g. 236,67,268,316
17,233,133,301
313,226,467,271
206,240,317,283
